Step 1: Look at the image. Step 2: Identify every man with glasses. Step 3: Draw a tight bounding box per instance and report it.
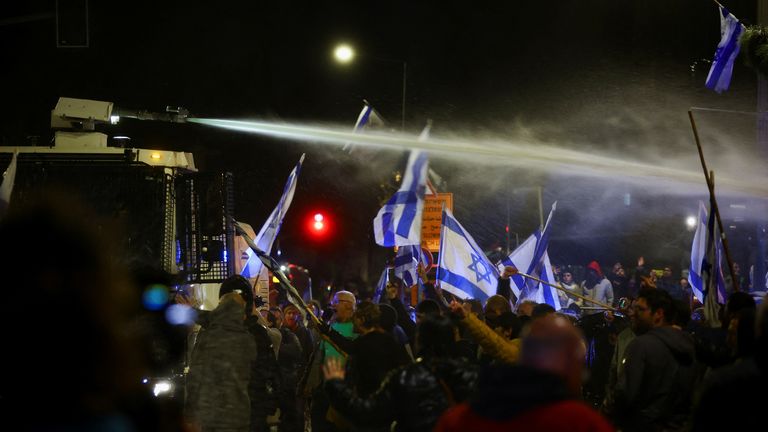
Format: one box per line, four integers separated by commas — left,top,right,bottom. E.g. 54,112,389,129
614,288,696,432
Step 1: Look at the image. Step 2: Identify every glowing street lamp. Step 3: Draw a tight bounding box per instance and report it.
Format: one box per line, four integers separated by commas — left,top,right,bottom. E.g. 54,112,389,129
685,216,697,230
331,42,407,130
333,44,355,64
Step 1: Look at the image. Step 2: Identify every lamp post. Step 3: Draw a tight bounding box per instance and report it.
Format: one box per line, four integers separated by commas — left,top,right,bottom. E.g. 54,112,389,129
332,43,407,131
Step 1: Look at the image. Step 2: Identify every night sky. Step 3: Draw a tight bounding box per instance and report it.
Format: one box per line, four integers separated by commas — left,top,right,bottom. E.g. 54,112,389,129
1,0,765,286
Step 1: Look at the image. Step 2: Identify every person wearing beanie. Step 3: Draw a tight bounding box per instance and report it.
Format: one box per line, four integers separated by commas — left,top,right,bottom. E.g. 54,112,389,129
581,260,614,310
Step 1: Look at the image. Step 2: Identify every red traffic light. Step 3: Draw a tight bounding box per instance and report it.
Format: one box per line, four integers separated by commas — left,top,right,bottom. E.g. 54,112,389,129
306,211,331,238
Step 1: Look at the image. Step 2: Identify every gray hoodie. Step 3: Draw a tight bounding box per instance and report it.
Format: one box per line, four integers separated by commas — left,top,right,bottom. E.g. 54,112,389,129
185,299,257,430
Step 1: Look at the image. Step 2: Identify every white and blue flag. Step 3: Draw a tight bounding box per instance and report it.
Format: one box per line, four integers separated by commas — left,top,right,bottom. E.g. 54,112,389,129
705,6,744,93
499,203,561,310
689,202,709,303
436,209,498,300
343,102,385,152
373,151,429,247
394,245,430,287
688,201,727,304
241,154,305,278
372,267,390,303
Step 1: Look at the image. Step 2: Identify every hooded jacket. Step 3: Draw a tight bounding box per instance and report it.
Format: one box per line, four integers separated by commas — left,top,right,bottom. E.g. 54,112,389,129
615,326,696,432
435,365,613,432
185,300,257,430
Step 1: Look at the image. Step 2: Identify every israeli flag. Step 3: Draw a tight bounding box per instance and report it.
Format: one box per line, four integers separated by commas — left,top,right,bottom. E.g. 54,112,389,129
373,151,429,247
241,154,305,278
705,6,744,93
394,245,430,287
343,102,385,152
499,203,561,310
436,209,498,300
689,201,709,303
0,150,19,213
372,267,389,303
394,245,419,287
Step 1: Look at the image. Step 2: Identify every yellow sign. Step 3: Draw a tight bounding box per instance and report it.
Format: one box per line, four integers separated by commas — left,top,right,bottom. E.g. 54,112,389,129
421,193,453,252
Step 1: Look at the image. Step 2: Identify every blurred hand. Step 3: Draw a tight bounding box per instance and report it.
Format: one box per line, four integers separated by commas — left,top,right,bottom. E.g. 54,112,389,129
449,300,466,318
176,292,200,309
323,357,346,381
417,262,428,282
501,266,517,279
386,282,399,300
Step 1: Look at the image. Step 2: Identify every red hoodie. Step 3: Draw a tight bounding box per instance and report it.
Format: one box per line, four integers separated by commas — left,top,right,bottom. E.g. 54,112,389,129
435,400,614,432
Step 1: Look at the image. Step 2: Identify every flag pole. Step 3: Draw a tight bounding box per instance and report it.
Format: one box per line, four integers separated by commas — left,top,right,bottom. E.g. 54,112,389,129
508,268,619,312
687,110,740,293
234,220,348,357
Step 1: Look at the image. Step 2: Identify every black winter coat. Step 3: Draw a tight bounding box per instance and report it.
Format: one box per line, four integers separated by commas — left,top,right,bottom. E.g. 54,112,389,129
324,357,478,432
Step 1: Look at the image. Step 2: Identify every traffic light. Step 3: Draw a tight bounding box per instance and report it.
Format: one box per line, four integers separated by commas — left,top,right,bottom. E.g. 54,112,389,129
306,211,331,239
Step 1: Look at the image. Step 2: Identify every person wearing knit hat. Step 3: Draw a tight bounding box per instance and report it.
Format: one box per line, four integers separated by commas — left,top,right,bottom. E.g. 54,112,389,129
581,260,614,310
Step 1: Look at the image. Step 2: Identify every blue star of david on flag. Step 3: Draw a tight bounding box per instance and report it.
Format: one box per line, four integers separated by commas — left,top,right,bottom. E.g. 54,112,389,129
468,253,493,284
436,209,498,300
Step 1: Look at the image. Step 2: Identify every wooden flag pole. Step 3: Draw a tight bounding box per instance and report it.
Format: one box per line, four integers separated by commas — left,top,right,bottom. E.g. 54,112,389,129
687,110,740,293
508,268,619,312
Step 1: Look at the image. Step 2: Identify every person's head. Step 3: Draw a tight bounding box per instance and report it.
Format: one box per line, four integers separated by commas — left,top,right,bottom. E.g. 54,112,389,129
283,304,302,330
269,306,283,328
679,278,690,289
219,275,254,316
416,299,442,324
378,303,397,332
520,315,586,396
633,288,674,334
733,262,741,275
517,300,537,317
562,271,574,284
585,260,603,286
352,301,381,333
466,299,484,321
415,315,457,358
662,266,673,279
612,262,623,274
484,295,512,321
260,309,277,327
532,303,556,319
218,292,247,320
486,311,521,339
332,290,356,322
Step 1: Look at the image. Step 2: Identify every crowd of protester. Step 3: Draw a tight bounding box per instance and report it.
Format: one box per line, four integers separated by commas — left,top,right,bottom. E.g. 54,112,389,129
2,199,767,432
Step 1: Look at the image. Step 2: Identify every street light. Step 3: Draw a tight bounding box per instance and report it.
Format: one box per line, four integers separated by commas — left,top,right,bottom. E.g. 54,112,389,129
331,43,407,130
685,215,697,230
333,44,355,64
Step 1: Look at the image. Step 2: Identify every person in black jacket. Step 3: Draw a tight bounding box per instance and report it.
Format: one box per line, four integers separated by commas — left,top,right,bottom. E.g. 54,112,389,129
323,315,478,432
320,301,411,399
614,288,697,432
